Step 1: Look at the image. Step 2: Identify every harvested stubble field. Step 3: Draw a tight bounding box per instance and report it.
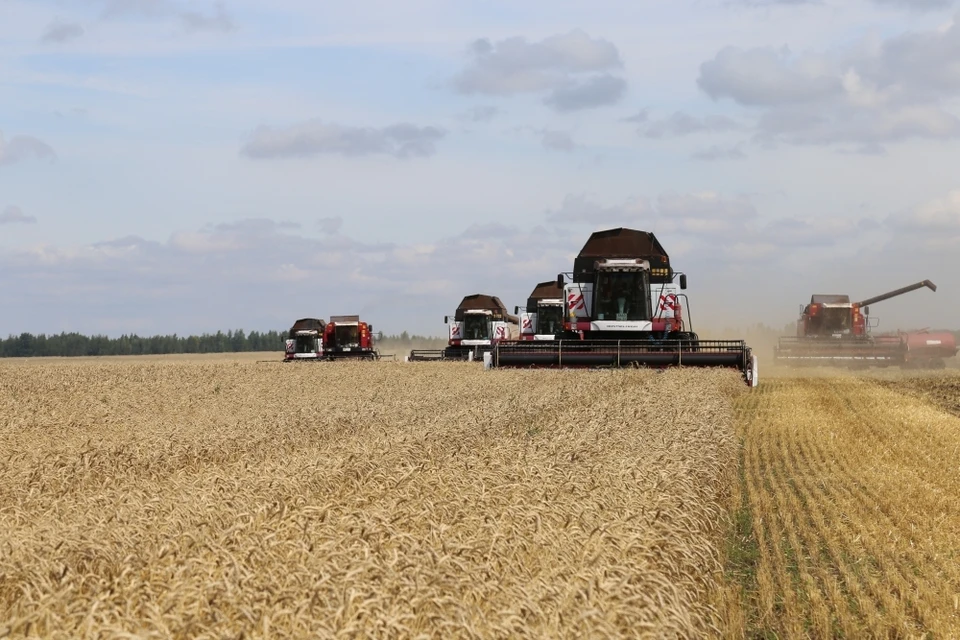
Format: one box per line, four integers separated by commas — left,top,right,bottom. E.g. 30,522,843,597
0,358,747,639
730,370,960,638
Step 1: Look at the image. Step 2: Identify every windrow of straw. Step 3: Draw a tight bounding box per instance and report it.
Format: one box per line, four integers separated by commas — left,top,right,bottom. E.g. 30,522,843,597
0,360,744,639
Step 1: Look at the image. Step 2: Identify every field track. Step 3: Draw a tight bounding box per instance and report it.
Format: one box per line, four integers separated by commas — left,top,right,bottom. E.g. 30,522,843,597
730,374,960,638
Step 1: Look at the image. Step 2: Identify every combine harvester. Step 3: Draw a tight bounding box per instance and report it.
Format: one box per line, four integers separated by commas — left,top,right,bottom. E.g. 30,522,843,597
407,294,519,362
515,281,564,341
283,315,385,361
284,318,325,361
773,280,957,368
321,315,385,361
486,228,759,387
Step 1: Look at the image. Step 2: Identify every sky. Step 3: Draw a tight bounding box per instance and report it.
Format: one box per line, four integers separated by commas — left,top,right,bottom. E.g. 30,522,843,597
2,0,960,338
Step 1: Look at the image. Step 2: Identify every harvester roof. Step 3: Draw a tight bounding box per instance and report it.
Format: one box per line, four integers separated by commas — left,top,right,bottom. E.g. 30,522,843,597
572,227,672,283
288,317,325,336
454,294,514,321
526,281,563,310
810,295,851,305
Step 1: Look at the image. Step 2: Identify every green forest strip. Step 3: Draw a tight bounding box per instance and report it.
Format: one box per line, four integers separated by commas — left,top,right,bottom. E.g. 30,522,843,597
0,331,445,358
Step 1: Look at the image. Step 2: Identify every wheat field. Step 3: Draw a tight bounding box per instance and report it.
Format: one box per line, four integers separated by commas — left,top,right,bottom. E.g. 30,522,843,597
0,359,747,638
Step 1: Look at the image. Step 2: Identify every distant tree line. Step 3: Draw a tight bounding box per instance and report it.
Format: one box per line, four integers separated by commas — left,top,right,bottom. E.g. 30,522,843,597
0,329,446,358
2,325,957,358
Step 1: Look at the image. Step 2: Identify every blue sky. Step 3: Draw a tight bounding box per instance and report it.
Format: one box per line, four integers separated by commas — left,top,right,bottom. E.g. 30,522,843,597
3,0,960,337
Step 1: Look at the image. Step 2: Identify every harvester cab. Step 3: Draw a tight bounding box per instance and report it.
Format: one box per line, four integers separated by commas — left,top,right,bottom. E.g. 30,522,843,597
283,317,326,361
800,295,860,339
487,228,758,387
322,315,381,360
515,280,564,340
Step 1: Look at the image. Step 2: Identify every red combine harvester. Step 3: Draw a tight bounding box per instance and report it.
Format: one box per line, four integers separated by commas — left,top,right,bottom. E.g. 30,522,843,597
773,280,957,368
487,227,759,387
322,315,382,360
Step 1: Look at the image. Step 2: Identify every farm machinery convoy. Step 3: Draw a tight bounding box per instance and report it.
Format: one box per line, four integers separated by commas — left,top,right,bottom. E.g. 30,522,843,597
406,227,760,387
773,280,958,369
283,227,954,380
283,315,386,362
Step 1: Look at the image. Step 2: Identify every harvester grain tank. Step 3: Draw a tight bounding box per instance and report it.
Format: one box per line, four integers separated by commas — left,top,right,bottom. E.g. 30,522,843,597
773,280,948,367
487,228,759,387
407,294,519,361
284,318,325,361
899,330,958,369
515,281,564,340
322,315,382,360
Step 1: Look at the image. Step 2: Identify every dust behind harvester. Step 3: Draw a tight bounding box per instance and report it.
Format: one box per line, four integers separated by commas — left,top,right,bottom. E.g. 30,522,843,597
774,280,957,368
488,227,759,387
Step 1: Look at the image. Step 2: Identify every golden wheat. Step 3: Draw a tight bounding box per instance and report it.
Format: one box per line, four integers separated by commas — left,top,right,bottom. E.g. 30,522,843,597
0,358,744,638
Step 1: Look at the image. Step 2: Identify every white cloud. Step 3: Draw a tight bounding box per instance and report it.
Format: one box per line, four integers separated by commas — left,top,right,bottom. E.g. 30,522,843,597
1,205,37,225
642,111,742,138
100,0,235,32
888,189,960,244
0,131,56,166
451,30,627,111
241,120,447,159
697,19,960,148
40,19,85,43
541,130,577,152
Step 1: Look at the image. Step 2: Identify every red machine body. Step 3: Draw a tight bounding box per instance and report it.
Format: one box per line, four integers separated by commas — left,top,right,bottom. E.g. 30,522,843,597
899,330,958,369
795,295,868,339
775,280,953,368
322,315,380,360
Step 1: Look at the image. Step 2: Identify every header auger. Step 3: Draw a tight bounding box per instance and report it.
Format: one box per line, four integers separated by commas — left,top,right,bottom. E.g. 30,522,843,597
486,228,759,387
